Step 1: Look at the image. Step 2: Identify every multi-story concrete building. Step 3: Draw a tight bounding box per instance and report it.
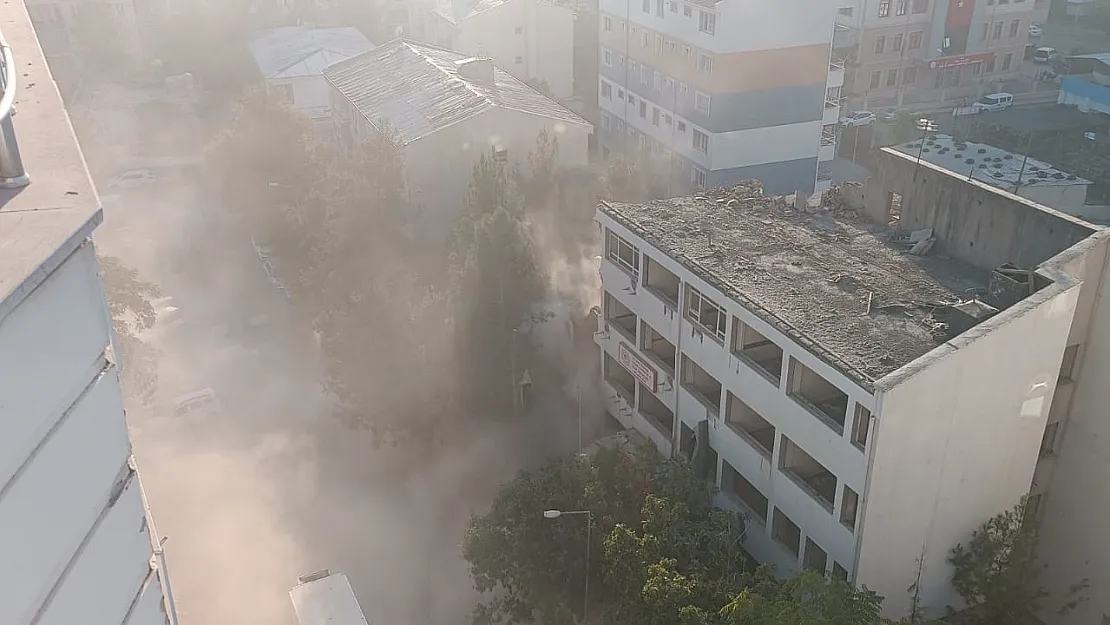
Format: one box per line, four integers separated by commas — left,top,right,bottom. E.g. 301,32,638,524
596,0,843,195
594,151,1109,617
415,0,577,99
835,0,1034,110
0,2,176,623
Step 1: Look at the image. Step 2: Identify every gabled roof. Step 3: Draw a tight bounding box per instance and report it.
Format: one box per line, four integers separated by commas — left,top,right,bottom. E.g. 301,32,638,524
250,26,374,80
322,39,590,146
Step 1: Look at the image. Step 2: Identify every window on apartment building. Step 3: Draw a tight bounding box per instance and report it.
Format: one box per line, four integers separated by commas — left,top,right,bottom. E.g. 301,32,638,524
1040,421,1060,457
666,39,677,52
699,10,716,34
874,35,886,54
731,319,784,383
780,435,837,511
851,405,871,449
603,49,613,66
641,31,649,47
692,128,709,153
789,358,850,432
652,106,660,126
1059,344,1080,382
642,0,650,12
641,65,649,83
1010,19,1020,37
841,485,860,531
656,0,664,17
606,230,640,278
803,539,829,573
684,4,692,17
886,69,898,86
618,54,625,66
892,33,904,52
655,35,664,54
639,100,648,118
628,93,637,106
694,91,711,115
601,81,613,98
772,508,802,556
725,392,776,457
697,52,714,73
722,461,769,523
630,59,638,74
664,76,674,90
993,21,1003,39
603,15,612,31
878,0,891,17
653,71,662,90
869,70,882,89
986,56,996,72
670,1,678,12
640,320,677,372
981,22,990,41
679,82,689,98
685,285,726,341
630,25,637,36
1002,52,1013,70
618,87,625,99
902,65,917,84
909,30,923,49
682,44,691,57
821,124,837,146
694,168,707,189
912,0,928,12
677,120,687,132
601,114,611,131
895,0,907,15
832,563,849,581
681,354,723,413
604,291,638,340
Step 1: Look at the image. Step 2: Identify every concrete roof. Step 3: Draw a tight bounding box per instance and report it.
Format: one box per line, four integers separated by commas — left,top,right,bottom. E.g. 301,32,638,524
249,26,374,80
601,183,987,386
892,134,1091,190
323,39,590,146
0,1,103,321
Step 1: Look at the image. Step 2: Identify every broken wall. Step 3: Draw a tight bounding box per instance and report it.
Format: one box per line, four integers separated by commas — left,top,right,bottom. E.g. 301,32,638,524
857,149,1098,272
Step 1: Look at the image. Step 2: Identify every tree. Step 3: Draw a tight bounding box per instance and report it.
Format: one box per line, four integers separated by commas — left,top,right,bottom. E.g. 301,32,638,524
947,496,1087,624
720,570,884,625
99,256,161,405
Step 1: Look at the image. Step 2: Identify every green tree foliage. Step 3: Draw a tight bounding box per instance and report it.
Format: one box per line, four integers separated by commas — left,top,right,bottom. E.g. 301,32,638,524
99,255,161,405
947,496,1087,624
721,571,884,625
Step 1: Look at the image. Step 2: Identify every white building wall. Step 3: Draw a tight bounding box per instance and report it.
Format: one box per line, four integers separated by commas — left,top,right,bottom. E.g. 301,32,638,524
858,280,1081,618
270,75,333,120
0,241,169,625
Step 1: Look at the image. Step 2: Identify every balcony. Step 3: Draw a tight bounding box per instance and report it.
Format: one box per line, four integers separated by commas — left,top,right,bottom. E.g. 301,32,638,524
604,291,637,343
724,392,775,458
643,254,680,307
828,58,846,89
680,354,722,416
639,382,675,438
788,358,849,433
722,460,769,524
604,352,636,405
779,435,837,513
730,319,783,386
640,320,676,374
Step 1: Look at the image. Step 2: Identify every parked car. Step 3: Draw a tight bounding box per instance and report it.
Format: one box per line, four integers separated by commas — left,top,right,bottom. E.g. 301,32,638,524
1028,24,1043,39
880,107,915,123
839,111,877,127
173,388,221,417
972,92,1014,112
106,168,156,190
1032,47,1057,64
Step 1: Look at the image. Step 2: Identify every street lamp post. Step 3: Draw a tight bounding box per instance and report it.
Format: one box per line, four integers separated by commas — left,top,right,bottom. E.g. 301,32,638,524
913,117,939,182
543,509,592,624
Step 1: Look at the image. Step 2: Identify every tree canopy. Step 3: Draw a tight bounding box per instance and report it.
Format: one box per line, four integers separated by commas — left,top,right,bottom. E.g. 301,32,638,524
99,255,162,405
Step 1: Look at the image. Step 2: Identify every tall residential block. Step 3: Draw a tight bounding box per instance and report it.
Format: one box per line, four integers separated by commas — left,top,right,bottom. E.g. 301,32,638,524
596,0,842,195
0,2,176,623
594,157,1109,617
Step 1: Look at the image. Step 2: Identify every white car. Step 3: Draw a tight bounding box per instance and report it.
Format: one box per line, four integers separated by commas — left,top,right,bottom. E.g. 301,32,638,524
839,111,877,127
1028,24,1043,39
972,92,1014,112
106,168,156,190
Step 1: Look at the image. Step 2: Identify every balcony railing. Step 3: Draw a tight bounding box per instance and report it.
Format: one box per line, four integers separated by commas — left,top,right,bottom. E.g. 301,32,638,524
0,25,29,188
824,96,842,110
829,58,847,72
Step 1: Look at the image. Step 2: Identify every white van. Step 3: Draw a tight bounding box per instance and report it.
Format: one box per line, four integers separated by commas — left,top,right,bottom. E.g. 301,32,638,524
973,92,1014,112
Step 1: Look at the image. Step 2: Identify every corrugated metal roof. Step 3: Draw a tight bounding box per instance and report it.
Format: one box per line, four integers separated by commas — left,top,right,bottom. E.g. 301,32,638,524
250,27,374,80
323,39,590,145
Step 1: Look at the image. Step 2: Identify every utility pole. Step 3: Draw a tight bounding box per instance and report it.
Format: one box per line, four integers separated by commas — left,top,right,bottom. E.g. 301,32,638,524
1012,130,1035,193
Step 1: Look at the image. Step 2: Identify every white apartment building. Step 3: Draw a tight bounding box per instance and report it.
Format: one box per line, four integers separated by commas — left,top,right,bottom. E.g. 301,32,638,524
595,157,1110,618
416,0,576,99
596,0,843,195
1,2,175,624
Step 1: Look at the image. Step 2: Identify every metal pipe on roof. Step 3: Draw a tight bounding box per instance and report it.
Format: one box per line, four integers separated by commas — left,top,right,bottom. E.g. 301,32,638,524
0,25,29,189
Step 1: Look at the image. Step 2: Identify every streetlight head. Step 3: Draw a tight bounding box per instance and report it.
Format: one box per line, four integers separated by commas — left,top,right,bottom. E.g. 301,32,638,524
543,510,562,519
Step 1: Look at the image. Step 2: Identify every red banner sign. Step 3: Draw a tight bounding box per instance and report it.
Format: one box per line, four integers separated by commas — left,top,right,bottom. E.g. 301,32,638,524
619,342,658,393
945,0,976,31
928,51,995,70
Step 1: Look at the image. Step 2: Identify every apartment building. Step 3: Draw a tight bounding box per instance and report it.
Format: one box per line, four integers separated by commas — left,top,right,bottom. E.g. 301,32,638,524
596,0,843,195
835,0,1034,110
416,0,577,99
1,2,176,623
595,162,1109,617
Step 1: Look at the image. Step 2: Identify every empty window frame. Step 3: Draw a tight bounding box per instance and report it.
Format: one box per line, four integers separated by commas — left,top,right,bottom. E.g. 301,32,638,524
840,485,859,531
1040,421,1059,457
803,538,828,573
697,52,713,73
639,382,675,437
788,359,849,432
685,285,726,341
692,129,709,153
832,562,849,580
681,354,722,414
642,255,680,304
604,352,636,403
722,460,769,523
1059,344,1080,383
694,91,711,115
641,320,677,373
780,435,837,511
771,508,802,556
725,392,775,457
606,230,640,278
731,319,784,383
851,404,871,450
604,291,637,340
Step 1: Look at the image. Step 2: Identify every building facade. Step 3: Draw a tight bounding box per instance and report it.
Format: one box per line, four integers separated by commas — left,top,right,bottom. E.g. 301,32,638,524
596,0,843,195
1,2,175,623
594,151,1109,618
416,0,577,99
835,0,1034,111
